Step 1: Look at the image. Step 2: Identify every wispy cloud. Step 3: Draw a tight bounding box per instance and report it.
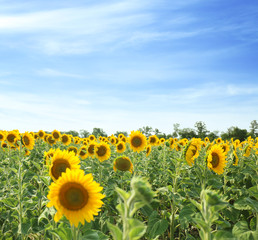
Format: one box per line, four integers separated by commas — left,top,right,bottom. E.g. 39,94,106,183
37,68,85,78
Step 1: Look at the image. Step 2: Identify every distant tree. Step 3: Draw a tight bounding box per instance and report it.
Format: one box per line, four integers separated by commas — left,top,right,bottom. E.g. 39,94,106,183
114,131,128,137
172,123,180,138
194,121,209,139
80,129,90,138
64,130,79,137
178,128,197,139
221,126,248,141
207,131,219,141
92,128,107,137
138,126,153,137
249,120,258,138
154,128,161,136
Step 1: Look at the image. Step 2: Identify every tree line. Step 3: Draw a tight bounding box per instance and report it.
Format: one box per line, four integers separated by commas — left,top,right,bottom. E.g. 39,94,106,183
57,120,258,142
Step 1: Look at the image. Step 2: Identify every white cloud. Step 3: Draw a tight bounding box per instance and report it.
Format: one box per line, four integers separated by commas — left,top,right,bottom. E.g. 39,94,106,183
38,68,85,78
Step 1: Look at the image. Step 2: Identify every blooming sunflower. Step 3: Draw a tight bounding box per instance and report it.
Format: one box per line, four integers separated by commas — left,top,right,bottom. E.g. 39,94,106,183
68,146,78,155
22,132,35,150
49,149,80,181
52,130,61,141
88,135,96,142
6,131,19,147
116,141,126,153
47,135,56,146
113,156,133,173
128,130,147,153
243,144,252,157
160,138,165,144
146,145,151,157
148,135,159,146
207,144,227,175
204,137,210,143
216,138,223,144
78,146,88,160
1,142,8,150
95,142,111,162
0,131,6,142
183,140,200,166
221,143,230,155
61,134,71,146
110,136,117,145
38,130,45,139
87,143,96,157
47,168,105,227
169,138,175,149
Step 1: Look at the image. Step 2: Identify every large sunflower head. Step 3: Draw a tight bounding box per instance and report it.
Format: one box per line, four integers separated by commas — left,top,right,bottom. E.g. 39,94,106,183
128,130,147,153
52,130,61,141
6,131,19,146
95,142,111,162
207,144,227,175
67,146,78,155
22,132,35,150
49,149,80,181
61,134,71,146
183,139,200,166
113,156,133,173
47,168,105,227
116,141,126,153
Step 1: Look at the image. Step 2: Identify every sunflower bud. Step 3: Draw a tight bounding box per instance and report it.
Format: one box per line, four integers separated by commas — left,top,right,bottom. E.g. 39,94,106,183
131,177,155,204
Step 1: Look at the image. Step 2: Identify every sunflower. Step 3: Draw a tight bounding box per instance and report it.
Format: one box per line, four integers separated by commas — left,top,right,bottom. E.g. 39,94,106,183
118,133,124,139
38,130,45,139
169,138,175,149
47,135,56,146
24,149,30,156
47,168,105,227
44,148,57,165
22,132,35,150
49,149,80,181
74,137,81,144
204,137,210,143
113,156,133,173
87,143,96,157
146,145,152,157
110,136,117,145
207,144,227,175
88,135,96,142
116,141,126,153
221,143,230,155
0,131,6,142
183,140,200,166
6,131,19,146
95,142,111,162
160,138,165,144
78,146,88,160
148,135,159,146
243,144,252,157
61,134,71,146
52,130,61,141
1,142,8,150
128,130,147,153
67,146,78,155
216,138,223,144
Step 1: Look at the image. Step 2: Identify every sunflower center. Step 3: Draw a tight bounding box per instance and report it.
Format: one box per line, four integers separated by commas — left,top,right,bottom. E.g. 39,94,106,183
96,146,107,156
150,137,156,143
117,143,123,150
116,157,131,171
23,136,30,146
131,137,142,147
88,145,95,154
146,147,150,154
39,131,44,137
48,137,56,144
62,135,68,143
59,182,89,211
0,134,4,140
53,132,60,139
51,159,71,180
2,143,8,148
79,148,87,156
7,134,16,143
68,147,77,155
211,152,220,168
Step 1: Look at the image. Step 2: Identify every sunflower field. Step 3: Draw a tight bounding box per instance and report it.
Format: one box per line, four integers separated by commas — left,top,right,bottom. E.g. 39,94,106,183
0,129,258,240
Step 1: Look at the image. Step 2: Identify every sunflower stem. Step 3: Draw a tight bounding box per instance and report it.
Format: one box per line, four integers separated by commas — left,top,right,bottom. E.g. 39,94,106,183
72,225,77,240
18,141,24,239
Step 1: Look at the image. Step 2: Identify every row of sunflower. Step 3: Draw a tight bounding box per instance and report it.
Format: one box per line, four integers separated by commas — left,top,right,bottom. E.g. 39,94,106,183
0,129,258,239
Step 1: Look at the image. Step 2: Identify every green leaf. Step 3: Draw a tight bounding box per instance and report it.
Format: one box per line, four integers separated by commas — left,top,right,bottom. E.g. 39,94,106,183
128,218,147,240
234,198,252,210
81,230,109,240
107,222,122,240
49,223,72,240
146,211,168,239
116,187,130,202
21,222,30,235
213,230,234,240
1,197,18,208
232,221,258,240
179,205,196,228
247,186,258,199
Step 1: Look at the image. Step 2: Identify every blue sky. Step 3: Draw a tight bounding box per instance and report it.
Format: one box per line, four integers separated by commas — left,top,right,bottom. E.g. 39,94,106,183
0,0,258,135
